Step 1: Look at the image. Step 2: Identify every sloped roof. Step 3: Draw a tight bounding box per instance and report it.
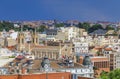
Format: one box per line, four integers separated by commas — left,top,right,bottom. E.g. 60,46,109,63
89,29,107,35
104,48,112,51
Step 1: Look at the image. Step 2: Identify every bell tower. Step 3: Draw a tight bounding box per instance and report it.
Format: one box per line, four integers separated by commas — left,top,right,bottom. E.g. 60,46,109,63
32,28,39,45
17,25,25,51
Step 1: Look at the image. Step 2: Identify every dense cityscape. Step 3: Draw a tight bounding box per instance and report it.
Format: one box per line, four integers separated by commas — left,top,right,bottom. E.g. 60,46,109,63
0,20,120,79
1,0,120,79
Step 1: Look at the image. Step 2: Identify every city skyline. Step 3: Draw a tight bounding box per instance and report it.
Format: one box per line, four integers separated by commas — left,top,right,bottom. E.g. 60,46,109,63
0,0,120,22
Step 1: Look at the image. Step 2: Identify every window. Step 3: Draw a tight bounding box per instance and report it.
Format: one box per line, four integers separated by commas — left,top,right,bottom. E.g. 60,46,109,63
36,38,38,43
18,38,20,43
65,49,67,51
22,38,24,44
33,38,34,43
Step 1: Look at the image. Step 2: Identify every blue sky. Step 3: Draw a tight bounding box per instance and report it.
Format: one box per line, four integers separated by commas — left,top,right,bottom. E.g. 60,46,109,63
0,0,120,21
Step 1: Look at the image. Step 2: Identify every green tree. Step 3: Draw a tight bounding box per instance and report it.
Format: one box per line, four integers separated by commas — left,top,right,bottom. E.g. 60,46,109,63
23,25,29,31
105,26,114,31
22,25,34,31
100,71,109,79
55,23,64,27
96,51,100,56
0,21,35,32
108,69,120,79
77,22,90,32
0,23,4,31
82,22,90,32
0,21,14,31
14,27,20,31
37,25,46,32
88,24,103,33
77,22,83,28
100,69,120,79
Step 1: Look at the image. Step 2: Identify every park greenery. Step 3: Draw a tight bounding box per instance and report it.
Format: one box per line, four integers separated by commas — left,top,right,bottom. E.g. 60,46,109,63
77,22,115,33
105,25,115,31
0,21,116,33
100,69,120,79
37,25,46,32
0,21,47,32
0,21,15,31
55,23,64,27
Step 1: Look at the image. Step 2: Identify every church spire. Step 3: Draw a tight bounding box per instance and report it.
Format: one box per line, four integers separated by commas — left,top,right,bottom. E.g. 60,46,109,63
35,27,36,33
34,27,37,35
20,24,23,32
32,27,39,45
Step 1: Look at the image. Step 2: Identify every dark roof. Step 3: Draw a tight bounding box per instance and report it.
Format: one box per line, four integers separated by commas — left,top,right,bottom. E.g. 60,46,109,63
89,29,107,35
82,55,92,66
45,29,57,35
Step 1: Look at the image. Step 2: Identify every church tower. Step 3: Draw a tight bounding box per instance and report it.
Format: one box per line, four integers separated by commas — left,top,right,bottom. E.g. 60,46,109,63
31,28,39,45
17,25,25,51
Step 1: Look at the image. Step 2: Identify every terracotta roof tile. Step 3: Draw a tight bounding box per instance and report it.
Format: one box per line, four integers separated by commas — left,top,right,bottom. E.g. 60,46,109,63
104,48,112,51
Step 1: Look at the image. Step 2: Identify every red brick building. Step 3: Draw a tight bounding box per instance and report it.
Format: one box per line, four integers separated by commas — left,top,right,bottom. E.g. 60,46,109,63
0,72,71,79
79,56,110,78
78,76,93,79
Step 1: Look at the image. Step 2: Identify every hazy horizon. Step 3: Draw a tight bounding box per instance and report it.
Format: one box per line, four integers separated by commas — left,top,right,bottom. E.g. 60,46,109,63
0,0,120,22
